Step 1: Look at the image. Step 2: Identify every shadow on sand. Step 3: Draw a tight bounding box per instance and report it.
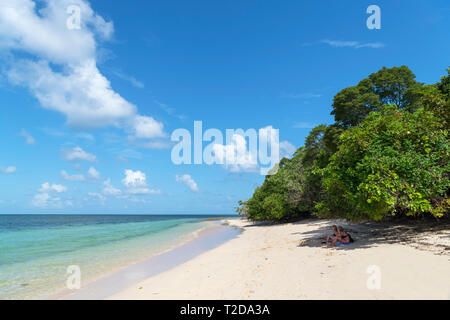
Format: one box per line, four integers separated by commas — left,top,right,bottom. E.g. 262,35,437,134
241,218,450,255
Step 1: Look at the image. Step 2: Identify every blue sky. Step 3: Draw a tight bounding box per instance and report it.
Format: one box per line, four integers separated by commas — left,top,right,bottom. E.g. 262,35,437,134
0,0,449,214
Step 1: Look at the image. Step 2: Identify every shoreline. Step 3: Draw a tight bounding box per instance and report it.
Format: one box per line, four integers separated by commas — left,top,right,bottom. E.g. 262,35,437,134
111,218,450,300
60,220,241,300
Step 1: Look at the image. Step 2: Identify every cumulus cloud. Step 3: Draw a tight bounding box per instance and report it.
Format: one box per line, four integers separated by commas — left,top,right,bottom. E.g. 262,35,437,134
7,59,136,128
61,146,97,162
212,134,259,173
0,0,164,138
20,129,35,144
210,126,295,173
121,169,161,195
39,182,67,193
31,192,72,208
61,167,100,182
0,0,112,63
102,172,162,198
31,193,52,207
0,166,17,174
133,115,165,139
8,59,137,128
102,179,122,196
122,169,147,188
87,167,101,180
32,181,70,207
176,174,199,192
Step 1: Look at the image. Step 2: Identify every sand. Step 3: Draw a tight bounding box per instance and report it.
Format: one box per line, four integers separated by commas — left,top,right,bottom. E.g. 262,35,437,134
110,218,450,300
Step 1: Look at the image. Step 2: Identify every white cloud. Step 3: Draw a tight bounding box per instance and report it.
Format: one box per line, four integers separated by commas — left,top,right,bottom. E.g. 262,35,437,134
102,172,161,197
31,193,52,207
212,134,259,173
87,167,101,180
61,170,86,182
211,126,295,173
20,129,35,144
32,181,70,207
0,166,17,174
39,182,67,193
122,169,147,188
321,39,385,49
279,141,296,159
0,0,112,63
176,174,199,193
62,146,97,162
31,192,72,208
133,115,165,139
61,167,99,181
88,192,106,202
0,0,164,138
8,59,137,128
102,179,121,196
121,169,161,195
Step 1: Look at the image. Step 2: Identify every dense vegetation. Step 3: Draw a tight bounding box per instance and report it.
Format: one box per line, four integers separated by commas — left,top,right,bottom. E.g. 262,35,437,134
237,66,449,222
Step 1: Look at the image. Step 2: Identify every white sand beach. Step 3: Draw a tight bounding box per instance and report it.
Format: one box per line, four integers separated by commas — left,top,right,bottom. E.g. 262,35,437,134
110,218,450,300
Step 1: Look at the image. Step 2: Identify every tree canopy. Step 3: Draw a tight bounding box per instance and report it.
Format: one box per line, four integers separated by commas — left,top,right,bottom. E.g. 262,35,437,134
238,66,449,222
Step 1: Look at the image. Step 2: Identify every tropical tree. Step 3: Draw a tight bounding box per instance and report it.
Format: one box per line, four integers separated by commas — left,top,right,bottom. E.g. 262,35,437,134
237,66,449,222
317,106,449,221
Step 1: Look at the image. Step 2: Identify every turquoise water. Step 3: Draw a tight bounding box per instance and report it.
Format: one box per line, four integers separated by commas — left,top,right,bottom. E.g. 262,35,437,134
0,214,230,300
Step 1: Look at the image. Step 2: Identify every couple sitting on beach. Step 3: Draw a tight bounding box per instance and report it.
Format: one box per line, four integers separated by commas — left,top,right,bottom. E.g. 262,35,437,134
325,225,354,247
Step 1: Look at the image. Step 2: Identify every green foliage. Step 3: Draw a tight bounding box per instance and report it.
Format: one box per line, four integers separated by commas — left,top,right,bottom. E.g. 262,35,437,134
317,106,449,221
238,66,449,222
331,66,421,128
237,156,299,220
238,125,333,220
331,79,381,128
414,84,449,128
368,66,422,110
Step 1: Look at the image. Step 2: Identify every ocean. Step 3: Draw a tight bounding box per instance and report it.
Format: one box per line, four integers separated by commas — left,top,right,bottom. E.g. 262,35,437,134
0,214,235,300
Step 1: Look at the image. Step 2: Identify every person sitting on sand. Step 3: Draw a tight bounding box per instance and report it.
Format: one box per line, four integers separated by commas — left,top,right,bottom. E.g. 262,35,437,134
325,225,338,245
330,226,354,247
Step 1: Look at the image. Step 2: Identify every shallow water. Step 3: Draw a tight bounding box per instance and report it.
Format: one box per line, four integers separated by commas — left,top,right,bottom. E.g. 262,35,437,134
62,223,241,299
0,214,234,300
